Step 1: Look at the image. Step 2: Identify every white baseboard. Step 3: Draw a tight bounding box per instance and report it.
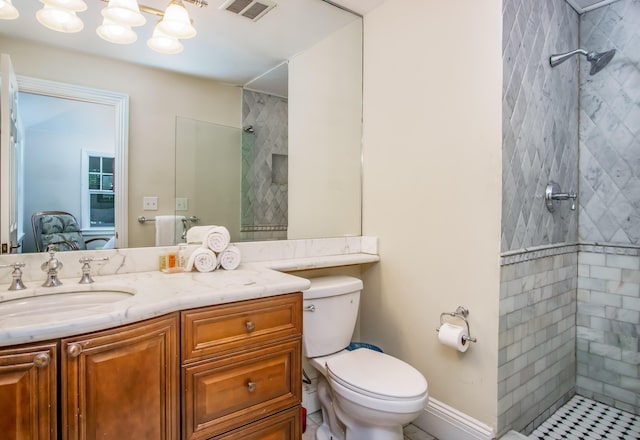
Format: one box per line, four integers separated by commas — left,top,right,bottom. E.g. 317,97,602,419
412,397,496,440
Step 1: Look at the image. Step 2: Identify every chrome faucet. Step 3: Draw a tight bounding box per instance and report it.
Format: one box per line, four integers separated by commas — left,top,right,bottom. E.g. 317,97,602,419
41,244,63,287
78,256,109,284
0,262,27,290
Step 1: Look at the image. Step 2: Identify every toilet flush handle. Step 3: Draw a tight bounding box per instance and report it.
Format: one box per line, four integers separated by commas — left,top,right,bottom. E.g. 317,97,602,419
303,304,316,312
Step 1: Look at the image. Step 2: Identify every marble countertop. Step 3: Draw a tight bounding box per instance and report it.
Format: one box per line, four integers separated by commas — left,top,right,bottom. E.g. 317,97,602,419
0,236,380,347
0,264,311,347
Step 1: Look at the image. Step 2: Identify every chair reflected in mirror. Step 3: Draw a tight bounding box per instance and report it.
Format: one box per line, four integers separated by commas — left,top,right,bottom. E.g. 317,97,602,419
31,211,111,252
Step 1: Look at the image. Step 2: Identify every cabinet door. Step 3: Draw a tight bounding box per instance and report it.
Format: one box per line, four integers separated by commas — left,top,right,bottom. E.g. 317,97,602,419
62,314,179,440
0,342,57,440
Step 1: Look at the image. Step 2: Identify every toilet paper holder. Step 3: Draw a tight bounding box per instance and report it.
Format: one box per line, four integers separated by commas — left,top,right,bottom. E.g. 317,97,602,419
436,306,477,343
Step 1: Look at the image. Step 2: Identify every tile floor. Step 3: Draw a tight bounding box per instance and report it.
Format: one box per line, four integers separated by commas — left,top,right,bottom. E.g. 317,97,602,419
302,410,438,440
530,395,640,440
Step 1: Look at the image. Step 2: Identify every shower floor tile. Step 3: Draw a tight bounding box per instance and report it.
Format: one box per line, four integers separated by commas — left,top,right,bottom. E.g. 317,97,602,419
530,395,640,440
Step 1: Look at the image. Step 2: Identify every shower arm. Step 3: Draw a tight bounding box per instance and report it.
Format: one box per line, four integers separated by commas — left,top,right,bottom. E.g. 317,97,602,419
549,49,588,68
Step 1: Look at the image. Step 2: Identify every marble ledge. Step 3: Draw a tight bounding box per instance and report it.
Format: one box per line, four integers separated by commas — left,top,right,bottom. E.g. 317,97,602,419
0,236,379,347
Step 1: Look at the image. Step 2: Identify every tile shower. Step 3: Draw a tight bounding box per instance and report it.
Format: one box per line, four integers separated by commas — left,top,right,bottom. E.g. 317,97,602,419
241,89,288,241
500,0,640,436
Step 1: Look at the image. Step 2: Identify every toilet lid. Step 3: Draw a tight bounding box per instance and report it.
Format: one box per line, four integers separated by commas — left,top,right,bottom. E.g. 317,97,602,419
326,348,427,399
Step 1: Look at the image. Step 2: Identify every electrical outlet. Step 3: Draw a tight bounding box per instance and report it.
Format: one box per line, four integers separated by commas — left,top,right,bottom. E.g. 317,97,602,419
175,197,188,211
143,196,158,210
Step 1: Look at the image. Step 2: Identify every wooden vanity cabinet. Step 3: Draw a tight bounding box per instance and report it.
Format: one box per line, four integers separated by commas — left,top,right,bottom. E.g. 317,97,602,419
181,293,302,440
0,342,57,440
61,313,179,440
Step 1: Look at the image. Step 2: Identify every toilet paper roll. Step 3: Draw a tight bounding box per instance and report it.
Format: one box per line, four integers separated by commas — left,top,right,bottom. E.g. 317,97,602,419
438,323,470,352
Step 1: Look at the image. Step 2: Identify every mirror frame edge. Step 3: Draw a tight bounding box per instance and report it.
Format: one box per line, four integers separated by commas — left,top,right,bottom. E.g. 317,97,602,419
16,75,129,248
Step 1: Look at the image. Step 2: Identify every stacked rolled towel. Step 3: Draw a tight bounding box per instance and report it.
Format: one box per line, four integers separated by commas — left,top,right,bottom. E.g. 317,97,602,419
186,225,230,252
185,247,218,273
184,225,241,272
218,245,241,270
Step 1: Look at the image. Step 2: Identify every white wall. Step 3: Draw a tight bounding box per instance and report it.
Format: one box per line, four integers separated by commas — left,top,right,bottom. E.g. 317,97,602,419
361,0,503,430
1,36,241,248
288,19,363,239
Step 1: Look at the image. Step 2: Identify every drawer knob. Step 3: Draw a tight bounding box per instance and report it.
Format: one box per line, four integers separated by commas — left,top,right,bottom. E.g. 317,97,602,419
67,343,83,358
33,352,50,368
245,321,255,332
247,381,257,392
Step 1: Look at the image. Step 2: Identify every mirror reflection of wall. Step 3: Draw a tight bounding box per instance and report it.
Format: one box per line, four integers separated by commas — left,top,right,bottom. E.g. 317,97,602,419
19,92,116,253
175,118,242,242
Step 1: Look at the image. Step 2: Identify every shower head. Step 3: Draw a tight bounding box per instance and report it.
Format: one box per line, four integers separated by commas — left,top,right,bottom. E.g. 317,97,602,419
243,125,254,133
549,48,616,75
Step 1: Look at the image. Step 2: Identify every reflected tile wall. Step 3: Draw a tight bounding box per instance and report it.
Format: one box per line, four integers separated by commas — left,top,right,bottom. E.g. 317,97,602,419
241,90,288,238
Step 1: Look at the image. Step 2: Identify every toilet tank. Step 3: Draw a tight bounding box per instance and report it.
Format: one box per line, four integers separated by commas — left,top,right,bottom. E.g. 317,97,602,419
302,276,363,358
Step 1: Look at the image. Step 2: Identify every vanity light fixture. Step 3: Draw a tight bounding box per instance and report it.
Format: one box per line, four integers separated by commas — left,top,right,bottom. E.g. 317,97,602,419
147,26,184,54
36,0,88,33
0,0,206,54
156,0,196,39
0,0,19,20
96,17,138,44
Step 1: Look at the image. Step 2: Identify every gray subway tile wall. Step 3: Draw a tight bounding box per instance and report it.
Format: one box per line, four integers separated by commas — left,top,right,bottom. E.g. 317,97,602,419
577,248,640,414
498,251,577,435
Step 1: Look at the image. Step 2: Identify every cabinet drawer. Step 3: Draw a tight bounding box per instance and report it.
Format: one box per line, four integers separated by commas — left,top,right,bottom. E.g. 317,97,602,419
183,340,301,440
208,407,301,440
181,293,302,363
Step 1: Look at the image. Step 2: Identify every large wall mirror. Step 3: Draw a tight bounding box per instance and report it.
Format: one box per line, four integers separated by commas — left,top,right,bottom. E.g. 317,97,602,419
0,0,362,252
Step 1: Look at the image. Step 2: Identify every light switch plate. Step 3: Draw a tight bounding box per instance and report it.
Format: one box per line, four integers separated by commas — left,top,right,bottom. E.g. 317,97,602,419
143,196,158,210
176,198,188,211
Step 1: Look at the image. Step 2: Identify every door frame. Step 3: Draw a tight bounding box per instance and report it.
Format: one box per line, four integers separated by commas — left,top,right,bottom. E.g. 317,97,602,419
17,76,129,249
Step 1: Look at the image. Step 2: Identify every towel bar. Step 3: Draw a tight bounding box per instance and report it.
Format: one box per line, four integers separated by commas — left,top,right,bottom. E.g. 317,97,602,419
138,215,200,224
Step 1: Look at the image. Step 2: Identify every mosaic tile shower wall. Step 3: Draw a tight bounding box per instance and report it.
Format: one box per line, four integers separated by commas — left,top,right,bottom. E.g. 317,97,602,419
502,0,579,252
241,90,288,241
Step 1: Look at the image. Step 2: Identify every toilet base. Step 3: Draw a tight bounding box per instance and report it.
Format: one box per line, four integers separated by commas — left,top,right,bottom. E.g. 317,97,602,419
315,423,334,440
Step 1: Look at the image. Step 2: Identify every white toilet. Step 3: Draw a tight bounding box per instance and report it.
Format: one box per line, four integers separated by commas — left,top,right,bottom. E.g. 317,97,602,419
302,276,428,440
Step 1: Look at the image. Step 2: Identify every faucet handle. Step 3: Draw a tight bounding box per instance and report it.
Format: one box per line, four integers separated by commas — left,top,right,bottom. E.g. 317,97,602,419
78,256,109,284
0,262,27,290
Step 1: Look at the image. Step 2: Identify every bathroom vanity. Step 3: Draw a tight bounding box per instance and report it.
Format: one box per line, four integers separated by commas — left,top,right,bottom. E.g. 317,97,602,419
0,269,307,440
0,237,379,440
0,292,302,440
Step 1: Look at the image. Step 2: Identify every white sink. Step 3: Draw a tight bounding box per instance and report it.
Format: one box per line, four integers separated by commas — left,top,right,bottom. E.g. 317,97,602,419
0,285,135,320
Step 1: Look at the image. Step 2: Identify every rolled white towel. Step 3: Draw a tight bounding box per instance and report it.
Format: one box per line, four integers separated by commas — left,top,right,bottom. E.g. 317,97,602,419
218,245,241,270
185,225,231,253
205,226,231,253
185,226,212,244
185,247,218,273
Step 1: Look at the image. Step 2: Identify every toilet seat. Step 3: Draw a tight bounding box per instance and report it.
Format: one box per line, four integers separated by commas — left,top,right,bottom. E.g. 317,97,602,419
326,348,428,400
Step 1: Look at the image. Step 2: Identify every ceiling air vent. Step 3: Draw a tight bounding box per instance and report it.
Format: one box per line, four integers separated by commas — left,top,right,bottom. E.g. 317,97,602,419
220,0,276,21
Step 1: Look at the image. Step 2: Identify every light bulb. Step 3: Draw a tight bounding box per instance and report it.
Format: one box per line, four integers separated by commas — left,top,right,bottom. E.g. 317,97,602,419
0,0,19,20
36,5,83,33
157,1,196,39
41,0,87,12
147,26,184,54
101,0,145,27
97,17,137,44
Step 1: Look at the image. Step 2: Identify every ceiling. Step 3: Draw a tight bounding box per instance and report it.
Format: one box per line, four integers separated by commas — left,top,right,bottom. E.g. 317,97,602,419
0,0,385,90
